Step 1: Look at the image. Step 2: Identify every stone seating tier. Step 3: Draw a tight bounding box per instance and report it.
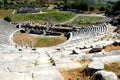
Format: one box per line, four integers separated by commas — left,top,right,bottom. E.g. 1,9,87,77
59,24,108,48
0,20,18,45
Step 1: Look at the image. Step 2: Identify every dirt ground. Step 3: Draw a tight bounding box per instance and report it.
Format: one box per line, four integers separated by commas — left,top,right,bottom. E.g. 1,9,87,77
60,59,92,80
13,33,37,47
60,60,120,80
104,44,120,52
13,33,67,47
60,68,91,80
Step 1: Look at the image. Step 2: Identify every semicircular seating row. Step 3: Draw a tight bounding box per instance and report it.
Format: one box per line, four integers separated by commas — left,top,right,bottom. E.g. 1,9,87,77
60,23,108,48
0,20,18,45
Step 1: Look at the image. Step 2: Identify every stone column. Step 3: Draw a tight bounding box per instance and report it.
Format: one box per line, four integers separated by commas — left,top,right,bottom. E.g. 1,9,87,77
30,40,33,49
43,30,46,35
20,39,23,48
25,44,28,49
15,44,17,48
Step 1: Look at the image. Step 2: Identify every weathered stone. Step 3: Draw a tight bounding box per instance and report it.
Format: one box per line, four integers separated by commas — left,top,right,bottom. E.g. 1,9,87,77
87,61,104,70
87,61,104,75
0,54,20,62
8,61,34,73
0,72,32,80
92,70,118,80
56,62,82,70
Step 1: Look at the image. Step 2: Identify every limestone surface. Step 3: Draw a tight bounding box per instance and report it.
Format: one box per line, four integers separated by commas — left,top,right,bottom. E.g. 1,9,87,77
92,70,118,80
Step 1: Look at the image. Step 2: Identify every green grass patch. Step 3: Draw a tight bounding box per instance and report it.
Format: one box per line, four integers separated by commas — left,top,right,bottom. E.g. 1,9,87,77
67,16,105,27
41,9,59,13
34,37,66,47
0,9,76,23
10,11,76,23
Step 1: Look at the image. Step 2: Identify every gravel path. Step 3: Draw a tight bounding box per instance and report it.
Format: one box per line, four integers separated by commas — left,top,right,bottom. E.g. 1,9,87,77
61,14,80,24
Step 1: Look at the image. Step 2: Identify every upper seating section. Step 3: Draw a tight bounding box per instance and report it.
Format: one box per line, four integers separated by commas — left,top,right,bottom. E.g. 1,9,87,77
71,24,108,40
0,20,18,45
60,24,108,48
0,20,18,36
0,34,9,45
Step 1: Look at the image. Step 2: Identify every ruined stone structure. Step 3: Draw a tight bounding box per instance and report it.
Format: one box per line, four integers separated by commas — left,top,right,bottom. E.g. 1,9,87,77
18,7,40,13
0,18,120,80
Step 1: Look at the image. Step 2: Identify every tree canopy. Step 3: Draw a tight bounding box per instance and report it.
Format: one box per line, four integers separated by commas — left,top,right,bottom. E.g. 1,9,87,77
105,0,120,15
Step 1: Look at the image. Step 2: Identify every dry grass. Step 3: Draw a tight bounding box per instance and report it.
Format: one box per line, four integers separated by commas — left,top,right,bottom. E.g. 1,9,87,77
13,33,37,47
0,9,13,18
34,36,67,47
104,44,120,52
13,33,67,47
105,62,120,80
61,60,120,80
89,9,101,14
60,59,92,80
79,59,92,65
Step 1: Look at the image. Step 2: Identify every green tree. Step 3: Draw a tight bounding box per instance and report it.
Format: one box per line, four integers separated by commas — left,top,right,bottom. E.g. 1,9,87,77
35,0,46,7
4,0,8,4
74,0,98,4
80,2,89,11
112,1,120,15
90,6,95,11
105,4,113,15
63,0,68,10
105,1,120,16
9,1,15,9
0,1,3,8
56,3,61,9
99,6,105,11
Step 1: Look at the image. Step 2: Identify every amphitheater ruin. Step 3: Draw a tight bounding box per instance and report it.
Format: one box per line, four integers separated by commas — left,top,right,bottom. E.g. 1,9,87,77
0,14,120,80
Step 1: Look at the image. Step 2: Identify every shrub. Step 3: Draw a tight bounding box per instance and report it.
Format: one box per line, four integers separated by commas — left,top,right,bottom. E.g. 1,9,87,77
99,7,105,11
104,64,110,70
89,6,95,12
4,16,11,22
34,60,39,66
49,58,55,66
